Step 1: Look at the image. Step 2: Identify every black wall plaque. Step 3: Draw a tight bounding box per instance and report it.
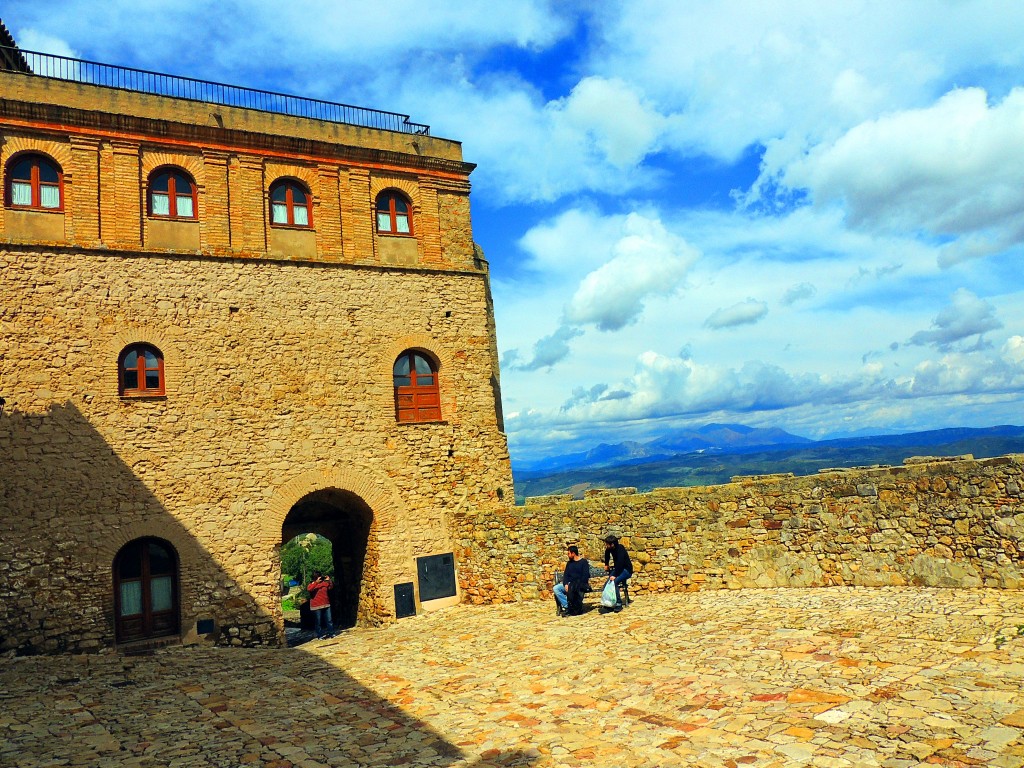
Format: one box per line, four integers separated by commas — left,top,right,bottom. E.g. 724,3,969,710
394,582,416,619
417,552,456,602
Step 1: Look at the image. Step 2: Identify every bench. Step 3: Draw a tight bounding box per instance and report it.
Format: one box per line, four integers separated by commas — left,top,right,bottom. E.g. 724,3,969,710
553,562,630,614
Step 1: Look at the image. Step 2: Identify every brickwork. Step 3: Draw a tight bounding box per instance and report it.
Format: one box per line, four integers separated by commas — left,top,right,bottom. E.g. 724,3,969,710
452,456,1024,604
0,69,511,654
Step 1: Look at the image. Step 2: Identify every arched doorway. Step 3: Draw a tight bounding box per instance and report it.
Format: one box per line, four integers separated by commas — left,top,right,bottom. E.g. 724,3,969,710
282,489,372,631
114,537,180,643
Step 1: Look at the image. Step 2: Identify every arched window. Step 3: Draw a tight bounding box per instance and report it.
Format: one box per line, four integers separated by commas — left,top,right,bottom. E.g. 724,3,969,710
148,167,196,219
119,344,165,397
376,190,412,235
114,537,179,643
393,350,440,422
270,179,311,228
6,153,63,210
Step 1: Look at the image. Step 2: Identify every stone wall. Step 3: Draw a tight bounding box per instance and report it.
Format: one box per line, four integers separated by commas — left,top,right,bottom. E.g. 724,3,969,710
0,245,512,653
453,455,1024,603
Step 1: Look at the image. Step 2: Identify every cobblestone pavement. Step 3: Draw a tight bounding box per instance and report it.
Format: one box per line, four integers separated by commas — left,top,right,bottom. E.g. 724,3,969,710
2,587,1024,767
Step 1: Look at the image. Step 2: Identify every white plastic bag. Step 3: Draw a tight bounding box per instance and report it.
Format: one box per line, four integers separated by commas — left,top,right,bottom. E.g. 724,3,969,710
600,578,617,608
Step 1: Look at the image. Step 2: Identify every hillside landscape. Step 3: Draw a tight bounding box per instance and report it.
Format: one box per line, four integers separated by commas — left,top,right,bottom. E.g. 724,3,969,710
512,424,1024,504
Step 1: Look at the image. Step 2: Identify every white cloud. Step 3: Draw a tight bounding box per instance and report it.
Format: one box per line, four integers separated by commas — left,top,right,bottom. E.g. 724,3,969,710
13,29,79,58
589,0,1024,161
779,88,1024,262
563,214,697,331
1005,336,1024,366
704,299,768,330
501,210,699,369
556,77,665,168
908,289,1003,351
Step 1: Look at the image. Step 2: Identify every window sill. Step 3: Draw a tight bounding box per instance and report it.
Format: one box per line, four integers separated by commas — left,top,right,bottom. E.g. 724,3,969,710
147,215,198,222
396,419,447,426
6,205,64,214
270,223,315,231
120,393,167,400
376,231,415,238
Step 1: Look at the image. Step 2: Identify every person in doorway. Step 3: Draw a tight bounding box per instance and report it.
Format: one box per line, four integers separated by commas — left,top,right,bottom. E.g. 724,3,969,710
307,570,335,639
603,535,633,610
553,545,590,617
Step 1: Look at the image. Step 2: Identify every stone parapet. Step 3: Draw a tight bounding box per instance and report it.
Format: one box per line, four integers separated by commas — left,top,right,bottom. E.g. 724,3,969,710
455,455,1024,604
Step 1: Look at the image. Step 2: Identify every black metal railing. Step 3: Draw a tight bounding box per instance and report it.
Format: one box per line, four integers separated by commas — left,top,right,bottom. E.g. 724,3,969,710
0,45,430,135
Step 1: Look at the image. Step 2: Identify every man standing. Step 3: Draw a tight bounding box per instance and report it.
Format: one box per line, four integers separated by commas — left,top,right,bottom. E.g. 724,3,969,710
307,570,335,639
603,535,633,609
553,545,590,617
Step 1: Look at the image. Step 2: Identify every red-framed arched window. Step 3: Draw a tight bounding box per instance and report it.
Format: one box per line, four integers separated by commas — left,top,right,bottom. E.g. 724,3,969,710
119,343,165,397
393,350,441,422
375,190,412,235
270,178,312,228
148,167,197,219
5,152,63,211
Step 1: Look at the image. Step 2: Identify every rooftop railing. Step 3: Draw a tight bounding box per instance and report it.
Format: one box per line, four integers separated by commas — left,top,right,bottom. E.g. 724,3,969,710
0,44,430,135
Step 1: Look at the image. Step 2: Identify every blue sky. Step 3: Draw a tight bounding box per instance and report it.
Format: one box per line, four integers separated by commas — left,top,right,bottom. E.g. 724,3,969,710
8,1,1024,461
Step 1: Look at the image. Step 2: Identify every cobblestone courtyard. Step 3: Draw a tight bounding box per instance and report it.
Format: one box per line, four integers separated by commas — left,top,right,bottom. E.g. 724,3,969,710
2,587,1023,767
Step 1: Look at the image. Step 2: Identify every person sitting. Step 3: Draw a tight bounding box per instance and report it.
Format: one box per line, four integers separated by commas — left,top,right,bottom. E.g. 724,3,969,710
553,545,591,617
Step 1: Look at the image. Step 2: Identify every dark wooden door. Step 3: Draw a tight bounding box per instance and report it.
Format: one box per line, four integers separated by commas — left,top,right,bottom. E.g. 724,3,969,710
115,538,179,642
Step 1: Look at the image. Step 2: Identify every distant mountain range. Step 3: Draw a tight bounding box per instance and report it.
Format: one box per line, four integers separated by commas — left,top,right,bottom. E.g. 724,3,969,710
513,423,814,473
512,424,1024,503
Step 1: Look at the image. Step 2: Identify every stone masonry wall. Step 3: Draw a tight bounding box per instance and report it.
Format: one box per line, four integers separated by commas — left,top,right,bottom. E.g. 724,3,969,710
453,455,1024,603
0,246,512,653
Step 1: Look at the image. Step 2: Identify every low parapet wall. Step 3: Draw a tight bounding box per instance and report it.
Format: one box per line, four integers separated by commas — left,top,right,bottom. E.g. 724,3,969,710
453,454,1024,603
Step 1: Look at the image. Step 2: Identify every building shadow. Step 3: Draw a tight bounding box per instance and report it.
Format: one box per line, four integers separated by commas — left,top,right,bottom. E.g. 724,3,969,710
0,401,537,767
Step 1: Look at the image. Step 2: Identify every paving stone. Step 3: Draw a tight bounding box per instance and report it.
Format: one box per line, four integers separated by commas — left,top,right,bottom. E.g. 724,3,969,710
1,587,1023,766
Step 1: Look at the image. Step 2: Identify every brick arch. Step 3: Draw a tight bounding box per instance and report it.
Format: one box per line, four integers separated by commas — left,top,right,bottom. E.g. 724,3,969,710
265,162,318,198
140,151,203,183
106,327,182,397
369,176,419,210
383,334,453,375
97,521,206,573
261,465,407,547
2,136,73,170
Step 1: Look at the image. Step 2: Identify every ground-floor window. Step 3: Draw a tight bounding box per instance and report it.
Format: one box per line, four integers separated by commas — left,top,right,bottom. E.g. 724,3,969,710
114,537,179,643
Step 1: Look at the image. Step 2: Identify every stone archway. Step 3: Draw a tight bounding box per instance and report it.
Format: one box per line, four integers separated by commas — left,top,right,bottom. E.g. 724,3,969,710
264,465,410,630
283,489,373,630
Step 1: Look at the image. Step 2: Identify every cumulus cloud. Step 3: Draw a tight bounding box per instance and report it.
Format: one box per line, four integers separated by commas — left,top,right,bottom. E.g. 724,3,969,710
779,87,1024,261
506,337,1024,457
503,210,700,372
1005,336,1024,366
590,1,1024,161
704,299,769,329
563,214,698,330
908,289,1003,351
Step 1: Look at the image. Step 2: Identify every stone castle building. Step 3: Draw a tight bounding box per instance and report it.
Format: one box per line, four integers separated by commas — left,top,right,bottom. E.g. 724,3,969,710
0,29,513,654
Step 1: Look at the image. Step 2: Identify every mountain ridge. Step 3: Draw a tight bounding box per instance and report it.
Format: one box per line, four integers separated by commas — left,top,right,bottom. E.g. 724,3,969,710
512,424,1024,501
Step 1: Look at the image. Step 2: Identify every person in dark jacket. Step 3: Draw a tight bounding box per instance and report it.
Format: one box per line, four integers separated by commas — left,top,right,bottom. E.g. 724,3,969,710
603,534,633,608
553,545,590,617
